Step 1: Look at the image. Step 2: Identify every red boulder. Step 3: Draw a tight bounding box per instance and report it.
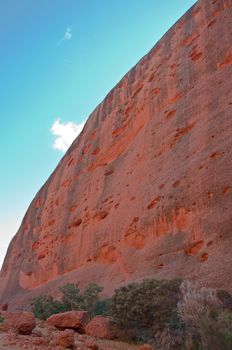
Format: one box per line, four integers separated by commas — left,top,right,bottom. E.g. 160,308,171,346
1,311,35,334
139,345,153,350
47,311,89,332
55,329,75,349
85,316,116,340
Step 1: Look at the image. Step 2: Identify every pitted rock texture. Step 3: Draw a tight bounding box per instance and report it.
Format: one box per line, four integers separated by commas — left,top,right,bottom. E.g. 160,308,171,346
1,0,232,306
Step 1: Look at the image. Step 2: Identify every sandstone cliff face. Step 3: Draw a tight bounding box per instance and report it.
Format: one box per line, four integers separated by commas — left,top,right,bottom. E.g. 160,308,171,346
1,0,232,306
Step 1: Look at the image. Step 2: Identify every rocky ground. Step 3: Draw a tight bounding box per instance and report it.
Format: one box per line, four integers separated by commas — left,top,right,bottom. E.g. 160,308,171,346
0,331,141,350
0,309,151,350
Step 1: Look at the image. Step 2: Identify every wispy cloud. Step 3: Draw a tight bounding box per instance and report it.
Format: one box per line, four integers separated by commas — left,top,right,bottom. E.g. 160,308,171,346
51,119,86,152
64,27,72,40
58,26,72,46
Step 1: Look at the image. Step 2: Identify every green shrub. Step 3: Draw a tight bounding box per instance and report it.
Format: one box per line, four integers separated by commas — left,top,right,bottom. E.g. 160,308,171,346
94,298,111,316
31,295,66,320
31,282,104,320
60,283,83,311
110,279,182,340
60,282,103,317
82,283,104,316
0,315,4,323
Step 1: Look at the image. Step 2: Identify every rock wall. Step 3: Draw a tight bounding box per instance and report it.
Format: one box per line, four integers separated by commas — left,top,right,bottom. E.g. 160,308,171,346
1,0,232,307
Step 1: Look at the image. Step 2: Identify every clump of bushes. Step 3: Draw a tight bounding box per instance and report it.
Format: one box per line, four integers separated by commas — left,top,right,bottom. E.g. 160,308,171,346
30,278,232,350
0,315,4,323
109,279,232,348
153,281,232,350
61,282,104,317
31,295,66,320
110,279,182,341
31,282,106,320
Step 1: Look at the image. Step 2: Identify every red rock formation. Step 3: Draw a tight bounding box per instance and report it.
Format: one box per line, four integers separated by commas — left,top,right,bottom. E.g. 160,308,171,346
1,0,232,306
54,329,75,349
0,311,35,334
85,316,116,340
47,311,89,332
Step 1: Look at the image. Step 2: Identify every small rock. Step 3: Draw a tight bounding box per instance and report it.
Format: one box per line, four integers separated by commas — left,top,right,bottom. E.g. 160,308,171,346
85,339,99,350
0,303,8,311
139,344,153,350
77,334,86,342
55,329,75,349
32,325,50,337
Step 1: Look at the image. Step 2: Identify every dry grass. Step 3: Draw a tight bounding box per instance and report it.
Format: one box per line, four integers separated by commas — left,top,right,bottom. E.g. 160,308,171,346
178,280,221,327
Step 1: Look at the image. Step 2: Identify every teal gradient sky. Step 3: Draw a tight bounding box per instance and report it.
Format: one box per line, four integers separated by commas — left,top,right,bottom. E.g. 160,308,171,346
0,0,196,268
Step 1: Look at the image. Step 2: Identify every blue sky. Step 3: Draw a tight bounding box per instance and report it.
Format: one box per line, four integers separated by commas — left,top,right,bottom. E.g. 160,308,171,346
0,0,196,268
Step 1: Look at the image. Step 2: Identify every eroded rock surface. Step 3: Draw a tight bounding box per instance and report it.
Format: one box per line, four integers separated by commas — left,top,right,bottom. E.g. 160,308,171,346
1,0,232,306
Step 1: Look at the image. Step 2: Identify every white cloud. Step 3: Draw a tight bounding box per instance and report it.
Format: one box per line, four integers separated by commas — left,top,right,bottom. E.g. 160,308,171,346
64,27,72,40
51,119,86,152
58,26,72,46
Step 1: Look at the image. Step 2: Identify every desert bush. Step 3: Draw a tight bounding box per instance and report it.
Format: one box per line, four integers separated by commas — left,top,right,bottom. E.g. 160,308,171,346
177,281,232,350
152,307,186,349
60,283,84,311
31,282,104,319
195,309,232,350
82,283,104,316
153,326,185,350
110,278,182,340
217,289,232,310
31,295,65,320
93,298,111,316
178,280,221,328
60,282,103,316
0,315,4,323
